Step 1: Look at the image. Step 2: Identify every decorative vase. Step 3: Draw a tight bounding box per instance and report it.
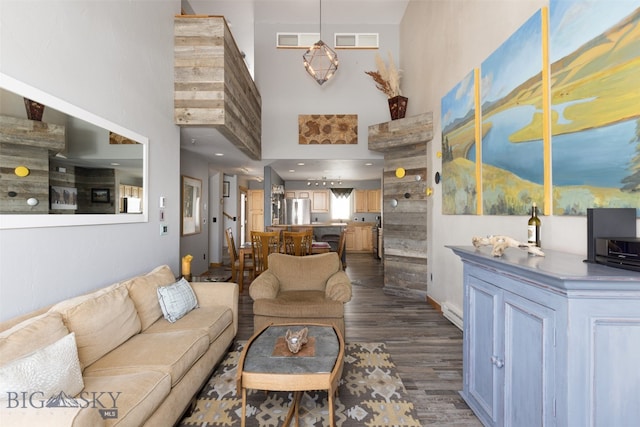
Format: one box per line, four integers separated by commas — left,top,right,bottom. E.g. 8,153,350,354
23,98,45,121
388,95,408,120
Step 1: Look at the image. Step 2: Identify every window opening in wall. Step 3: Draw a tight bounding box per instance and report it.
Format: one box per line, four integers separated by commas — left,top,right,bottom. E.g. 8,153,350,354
277,33,320,48
331,192,351,220
334,33,379,49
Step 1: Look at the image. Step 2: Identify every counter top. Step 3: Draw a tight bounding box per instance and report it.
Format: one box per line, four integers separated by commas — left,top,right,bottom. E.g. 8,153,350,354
449,245,640,292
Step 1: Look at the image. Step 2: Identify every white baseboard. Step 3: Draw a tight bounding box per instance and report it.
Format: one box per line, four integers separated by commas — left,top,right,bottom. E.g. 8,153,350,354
442,303,463,330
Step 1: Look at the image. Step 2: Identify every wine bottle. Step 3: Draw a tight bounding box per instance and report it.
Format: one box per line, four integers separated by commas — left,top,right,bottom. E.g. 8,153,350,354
527,202,541,247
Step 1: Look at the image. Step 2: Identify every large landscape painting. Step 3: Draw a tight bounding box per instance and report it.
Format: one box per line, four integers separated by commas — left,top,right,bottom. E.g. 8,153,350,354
549,0,640,215
440,2,639,217
480,10,546,216
441,70,479,214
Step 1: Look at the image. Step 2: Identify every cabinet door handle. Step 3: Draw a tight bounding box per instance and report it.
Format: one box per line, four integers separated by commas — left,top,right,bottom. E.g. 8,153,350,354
491,356,505,369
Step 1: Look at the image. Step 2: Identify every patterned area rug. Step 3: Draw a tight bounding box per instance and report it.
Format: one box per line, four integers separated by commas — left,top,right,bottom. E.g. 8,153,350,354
179,342,421,426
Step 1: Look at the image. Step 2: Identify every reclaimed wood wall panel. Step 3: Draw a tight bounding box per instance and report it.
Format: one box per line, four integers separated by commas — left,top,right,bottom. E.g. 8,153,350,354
0,115,65,151
0,144,49,213
369,113,433,300
0,116,65,214
174,15,261,160
76,167,115,214
368,113,433,151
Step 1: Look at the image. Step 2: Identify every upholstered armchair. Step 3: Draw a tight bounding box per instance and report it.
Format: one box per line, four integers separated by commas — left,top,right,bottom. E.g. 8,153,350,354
249,252,352,338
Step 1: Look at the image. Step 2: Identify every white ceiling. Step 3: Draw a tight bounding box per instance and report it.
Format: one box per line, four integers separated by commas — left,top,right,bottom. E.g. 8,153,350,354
180,0,409,182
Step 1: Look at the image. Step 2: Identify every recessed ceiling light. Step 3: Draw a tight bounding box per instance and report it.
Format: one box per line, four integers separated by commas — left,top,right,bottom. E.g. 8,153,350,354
297,162,305,166
289,169,295,173
365,162,373,166
214,153,224,156
110,162,120,166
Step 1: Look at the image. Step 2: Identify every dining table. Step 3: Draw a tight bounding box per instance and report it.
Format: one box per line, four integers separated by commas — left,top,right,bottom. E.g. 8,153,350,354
236,241,333,291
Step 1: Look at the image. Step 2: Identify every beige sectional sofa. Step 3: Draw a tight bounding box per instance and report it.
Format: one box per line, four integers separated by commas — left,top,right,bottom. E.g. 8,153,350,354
0,265,238,427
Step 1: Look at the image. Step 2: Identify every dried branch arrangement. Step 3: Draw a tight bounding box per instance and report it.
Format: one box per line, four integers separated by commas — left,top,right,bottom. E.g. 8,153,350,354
364,52,402,98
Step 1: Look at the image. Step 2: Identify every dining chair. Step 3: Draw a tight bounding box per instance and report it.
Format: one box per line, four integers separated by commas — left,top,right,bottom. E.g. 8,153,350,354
282,230,313,256
336,229,347,270
225,227,253,285
251,231,280,276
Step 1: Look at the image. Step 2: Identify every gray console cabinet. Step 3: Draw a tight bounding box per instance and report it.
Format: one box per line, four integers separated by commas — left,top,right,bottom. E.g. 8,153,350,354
450,246,640,427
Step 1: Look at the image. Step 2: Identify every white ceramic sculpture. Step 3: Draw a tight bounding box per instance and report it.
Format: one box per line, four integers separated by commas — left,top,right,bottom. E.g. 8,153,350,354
472,235,545,257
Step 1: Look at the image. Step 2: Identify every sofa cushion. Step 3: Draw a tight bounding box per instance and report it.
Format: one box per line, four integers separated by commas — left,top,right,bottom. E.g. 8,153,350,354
143,306,232,343
51,285,141,370
157,278,199,323
0,406,105,427
0,333,83,403
124,265,176,331
84,330,209,387
252,290,345,318
268,253,341,292
0,311,69,365
82,368,171,427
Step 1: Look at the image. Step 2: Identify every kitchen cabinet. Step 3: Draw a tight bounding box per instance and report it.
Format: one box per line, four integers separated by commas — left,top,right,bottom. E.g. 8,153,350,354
354,189,381,213
344,227,356,251
366,189,381,212
345,224,373,252
285,190,328,213
311,190,329,213
285,190,310,199
451,246,640,427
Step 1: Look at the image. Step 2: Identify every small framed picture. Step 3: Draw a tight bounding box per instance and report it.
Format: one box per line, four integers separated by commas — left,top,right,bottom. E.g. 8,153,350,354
223,181,230,198
50,186,78,210
91,188,110,203
182,175,202,236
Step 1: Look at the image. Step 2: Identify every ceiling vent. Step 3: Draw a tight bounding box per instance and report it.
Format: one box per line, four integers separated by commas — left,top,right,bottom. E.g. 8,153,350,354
334,33,379,49
277,33,320,48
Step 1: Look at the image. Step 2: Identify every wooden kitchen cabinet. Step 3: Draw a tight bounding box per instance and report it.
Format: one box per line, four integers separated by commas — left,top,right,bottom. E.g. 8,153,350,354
345,225,373,252
367,189,381,212
344,227,356,251
285,190,310,199
354,189,381,213
354,190,367,213
311,190,329,213
451,246,640,427
285,190,328,213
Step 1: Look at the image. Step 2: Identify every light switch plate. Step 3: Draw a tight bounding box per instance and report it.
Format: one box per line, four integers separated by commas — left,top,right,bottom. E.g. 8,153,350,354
160,225,168,235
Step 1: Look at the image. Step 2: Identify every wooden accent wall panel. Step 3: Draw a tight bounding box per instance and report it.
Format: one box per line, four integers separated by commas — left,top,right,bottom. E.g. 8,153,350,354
368,113,433,299
0,115,65,214
174,15,262,160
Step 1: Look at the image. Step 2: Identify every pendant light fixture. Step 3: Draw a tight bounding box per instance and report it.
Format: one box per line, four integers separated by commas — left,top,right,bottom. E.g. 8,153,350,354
302,0,338,85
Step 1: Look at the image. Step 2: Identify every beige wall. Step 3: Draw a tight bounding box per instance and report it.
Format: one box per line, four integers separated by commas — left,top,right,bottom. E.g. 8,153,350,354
399,0,640,322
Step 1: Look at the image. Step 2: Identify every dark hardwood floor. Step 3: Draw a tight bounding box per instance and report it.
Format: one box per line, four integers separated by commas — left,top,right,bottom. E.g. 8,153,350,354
233,253,482,426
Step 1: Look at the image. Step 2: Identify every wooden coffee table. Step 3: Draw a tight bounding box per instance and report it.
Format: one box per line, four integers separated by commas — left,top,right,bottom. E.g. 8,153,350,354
236,323,344,427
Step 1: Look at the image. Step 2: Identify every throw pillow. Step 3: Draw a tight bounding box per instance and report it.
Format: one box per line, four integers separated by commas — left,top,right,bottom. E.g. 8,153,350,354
157,278,198,323
0,333,84,403
54,284,141,369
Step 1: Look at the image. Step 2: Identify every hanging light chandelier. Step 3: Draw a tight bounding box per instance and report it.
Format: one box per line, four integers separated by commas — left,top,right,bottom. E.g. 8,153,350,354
302,0,338,85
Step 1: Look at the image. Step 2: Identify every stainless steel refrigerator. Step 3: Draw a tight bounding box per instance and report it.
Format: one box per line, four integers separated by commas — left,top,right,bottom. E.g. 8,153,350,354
284,198,311,225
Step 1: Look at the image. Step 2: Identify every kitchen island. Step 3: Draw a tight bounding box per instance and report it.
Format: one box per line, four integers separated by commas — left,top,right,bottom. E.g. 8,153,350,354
268,223,348,246
268,222,377,253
